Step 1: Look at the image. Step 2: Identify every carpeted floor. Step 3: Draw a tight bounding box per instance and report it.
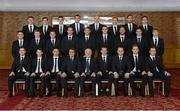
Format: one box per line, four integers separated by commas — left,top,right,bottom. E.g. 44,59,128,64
0,69,180,110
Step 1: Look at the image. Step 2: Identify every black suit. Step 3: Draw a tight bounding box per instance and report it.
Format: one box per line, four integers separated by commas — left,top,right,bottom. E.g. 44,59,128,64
29,38,45,58
62,56,81,96
22,25,39,41
39,25,52,40
61,36,78,56
70,23,84,36
8,56,31,96
131,36,149,56
140,25,153,40
78,34,96,56
111,55,130,96
124,23,137,39
149,37,164,58
53,24,68,41
45,56,63,96
108,25,120,38
97,34,114,55
89,23,104,37
79,57,97,96
45,38,61,58
145,56,170,96
96,55,112,96
12,39,29,58
30,57,47,96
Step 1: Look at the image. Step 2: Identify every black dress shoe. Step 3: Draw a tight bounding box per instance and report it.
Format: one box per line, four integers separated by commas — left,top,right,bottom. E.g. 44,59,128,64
8,93,13,98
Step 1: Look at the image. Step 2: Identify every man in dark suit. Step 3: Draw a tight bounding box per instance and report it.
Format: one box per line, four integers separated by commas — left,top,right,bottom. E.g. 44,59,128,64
8,48,30,97
39,17,52,40
140,16,153,40
131,28,149,57
145,47,171,97
89,15,104,38
108,16,120,38
45,48,63,96
129,45,146,96
148,29,164,58
124,15,137,39
70,14,85,37
114,26,131,56
29,49,47,97
79,48,97,96
53,16,68,41
12,31,29,58
22,16,39,41
61,27,78,56
78,27,96,57
97,26,114,56
30,30,45,58
61,49,81,97
111,46,130,96
96,47,112,96
45,30,61,58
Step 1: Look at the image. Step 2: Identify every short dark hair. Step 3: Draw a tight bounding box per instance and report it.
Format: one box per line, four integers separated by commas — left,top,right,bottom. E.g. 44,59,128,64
75,14,80,17
27,16,34,19
50,29,56,33
17,30,24,34
42,17,48,21
34,29,41,33
58,16,64,19
127,14,133,18
142,16,148,19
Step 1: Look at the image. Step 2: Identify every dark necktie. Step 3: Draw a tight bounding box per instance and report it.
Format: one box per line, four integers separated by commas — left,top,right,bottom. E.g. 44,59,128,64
20,57,24,72
37,58,41,73
103,57,106,63
20,40,23,47
138,38,141,43
119,57,122,73
54,58,57,72
121,37,124,42
36,39,39,45
30,25,33,32
86,58,90,73
154,39,158,46
134,56,138,71
52,39,55,46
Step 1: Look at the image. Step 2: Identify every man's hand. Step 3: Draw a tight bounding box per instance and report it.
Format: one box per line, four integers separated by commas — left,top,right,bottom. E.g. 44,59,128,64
114,72,119,78
97,71,102,76
61,72,67,78
165,71,171,76
74,72,80,78
31,73,36,77
81,73,86,77
40,73,45,77
45,71,50,76
91,72,96,77
9,72,15,77
141,71,146,75
24,72,30,76
130,71,135,75
57,71,62,76
147,71,153,77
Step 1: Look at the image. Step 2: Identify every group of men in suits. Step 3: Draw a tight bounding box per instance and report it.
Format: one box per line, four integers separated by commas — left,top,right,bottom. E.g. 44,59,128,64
8,14,170,98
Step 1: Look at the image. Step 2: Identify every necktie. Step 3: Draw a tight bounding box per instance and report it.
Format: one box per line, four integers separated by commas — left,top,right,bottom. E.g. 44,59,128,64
113,26,117,35
37,58,41,73
103,35,107,43
54,58,57,72
121,37,124,42
68,36,72,40
43,26,46,35
134,56,138,71
30,25,33,32
138,38,141,43
52,39,55,46
85,37,88,41
119,57,122,73
59,25,63,34
36,39,39,45
103,57,106,63
86,58,90,73
95,24,98,31
154,39,157,46
20,57,24,72
20,40,23,47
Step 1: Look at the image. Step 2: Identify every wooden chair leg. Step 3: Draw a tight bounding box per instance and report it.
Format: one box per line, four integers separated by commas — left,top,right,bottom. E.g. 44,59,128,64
22,84,25,90
162,81,165,96
12,83,15,96
128,83,132,96
62,88,64,96
95,83,98,96
111,83,115,96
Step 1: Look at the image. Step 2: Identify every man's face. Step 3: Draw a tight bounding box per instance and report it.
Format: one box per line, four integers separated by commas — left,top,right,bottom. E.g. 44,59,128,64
153,30,159,37
136,29,142,36
132,46,139,54
117,48,124,56
69,49,75,57
53,49,59,56
94,16,100,23
17,32,24,39
101,48,108,56
34,32,41,38
74,16,80,23
127,16,133,23
149,48,156,56
102,27,108,34
36,50,43,57
27,18,33,24
42,18,48,25
50,32,56,38
19,48,26,56
84,28,91,35
112,18,118,25
142,17,148,24
119,27,125,34
67,27,74,35
85,49,92,57
59,17,64,24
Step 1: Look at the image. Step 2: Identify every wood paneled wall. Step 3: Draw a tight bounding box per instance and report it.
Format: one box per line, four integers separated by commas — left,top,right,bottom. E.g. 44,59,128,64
0,12,180,69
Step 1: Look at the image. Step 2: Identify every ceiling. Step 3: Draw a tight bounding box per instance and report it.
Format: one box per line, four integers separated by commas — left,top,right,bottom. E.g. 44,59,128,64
0,0,180,12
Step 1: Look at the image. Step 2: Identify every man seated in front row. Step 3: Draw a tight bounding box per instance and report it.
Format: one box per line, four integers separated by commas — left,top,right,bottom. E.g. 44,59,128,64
61,48,81,97
8,48,30,97
45,48,63,97
79,48,97,97
29,49,46,98
145,47,171,97
111,46,130,96
96,47,112,96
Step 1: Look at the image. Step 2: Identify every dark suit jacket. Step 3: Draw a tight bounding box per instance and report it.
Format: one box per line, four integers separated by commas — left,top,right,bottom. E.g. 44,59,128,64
46,56,63,73
11,56,31,73
140,25,153,40
53,24,68,40
62,56,81,75
108,25,120,38
148,38,164,57
78,34,96,56
31,57,47,73
145,56,165,74
61,36,78,55
12,39,29,58
22,25,39,41
124,23,137,39
39,25,53,40
89,23,104,37
96,55,112,73
80,57,97,74
70,23,84,36
111,55,130,74
29,38,45,57
129,54,145,72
